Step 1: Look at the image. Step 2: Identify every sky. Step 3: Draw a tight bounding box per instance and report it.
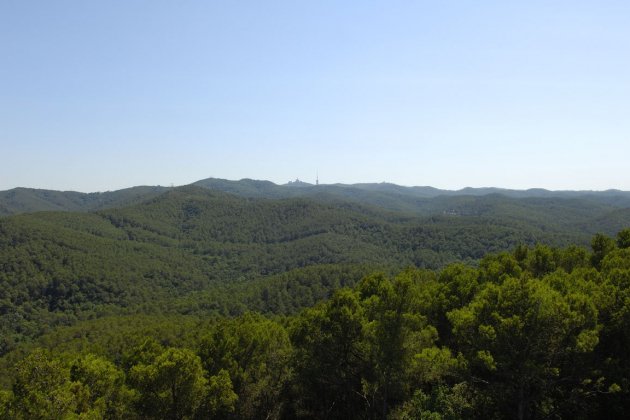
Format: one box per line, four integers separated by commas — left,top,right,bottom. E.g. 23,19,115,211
1,0,630,192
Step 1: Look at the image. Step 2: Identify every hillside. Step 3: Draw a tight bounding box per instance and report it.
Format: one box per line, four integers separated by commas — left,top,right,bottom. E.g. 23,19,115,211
1,233,630,419
1,184,630,417
0,186,169,216
3,178,630,216
2,185,630,357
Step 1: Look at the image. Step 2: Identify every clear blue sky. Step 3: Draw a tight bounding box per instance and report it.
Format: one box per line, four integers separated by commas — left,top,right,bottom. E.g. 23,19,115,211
2,1,629,192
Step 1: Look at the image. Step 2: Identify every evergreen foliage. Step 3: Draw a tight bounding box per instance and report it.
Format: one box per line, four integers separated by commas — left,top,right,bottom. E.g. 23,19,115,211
4,186,621,356
0,232,629,418
1,185,630,417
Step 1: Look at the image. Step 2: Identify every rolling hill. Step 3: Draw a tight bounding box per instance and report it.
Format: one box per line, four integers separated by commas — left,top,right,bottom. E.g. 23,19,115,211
0,186,169,216
3,177,630,216
1,182,630,418
2,184,630,357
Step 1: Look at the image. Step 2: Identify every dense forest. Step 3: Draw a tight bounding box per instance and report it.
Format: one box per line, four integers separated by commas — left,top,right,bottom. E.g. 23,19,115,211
1,183,630,418
1,230,629,418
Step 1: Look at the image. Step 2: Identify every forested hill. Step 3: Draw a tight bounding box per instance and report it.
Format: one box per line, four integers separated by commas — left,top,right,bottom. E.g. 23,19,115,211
0,186,168,216
2,230,630,419
193,177,630,209
2,177,630,216
2,185,630,358
1,183,630,417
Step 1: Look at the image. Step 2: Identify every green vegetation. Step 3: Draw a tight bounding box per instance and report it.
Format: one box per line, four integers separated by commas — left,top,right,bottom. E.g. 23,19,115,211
3,177,630,217
1,184,630,418
4,186,629,357
0,186,169,216
1,230,629,418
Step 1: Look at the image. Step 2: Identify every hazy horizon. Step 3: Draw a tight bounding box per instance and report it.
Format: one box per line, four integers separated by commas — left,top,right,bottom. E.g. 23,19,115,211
2,175,630,195
2,1,629,192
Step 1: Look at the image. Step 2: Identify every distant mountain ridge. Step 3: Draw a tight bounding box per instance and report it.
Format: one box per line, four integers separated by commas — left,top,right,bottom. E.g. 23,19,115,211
0,186,169,216
1,177,630,216
194,177,630,200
